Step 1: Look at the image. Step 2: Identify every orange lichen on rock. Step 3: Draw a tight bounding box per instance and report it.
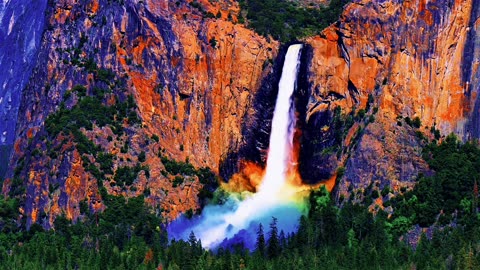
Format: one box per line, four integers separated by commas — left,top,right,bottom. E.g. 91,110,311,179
89,0,99,14
301,0,478,199
305,34,352,120
119,13,278,171
26,128,35,139
128,71,158,123
321,173,337,192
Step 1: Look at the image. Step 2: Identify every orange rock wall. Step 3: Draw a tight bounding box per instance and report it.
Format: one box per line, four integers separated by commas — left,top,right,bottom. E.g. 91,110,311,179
307,0,475,135
304,0,480,195
111,1,277,171
6,0,276,226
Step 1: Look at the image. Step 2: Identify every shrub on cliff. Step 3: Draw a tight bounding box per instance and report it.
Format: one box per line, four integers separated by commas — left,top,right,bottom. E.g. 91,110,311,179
239,0,350,42
391,134,480,227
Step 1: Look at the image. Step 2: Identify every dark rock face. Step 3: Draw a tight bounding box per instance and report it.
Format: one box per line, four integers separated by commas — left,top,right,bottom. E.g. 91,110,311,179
341,120,430,194
463,0,480,140
0,0,48,177
296,44,341,184
219,45,288,182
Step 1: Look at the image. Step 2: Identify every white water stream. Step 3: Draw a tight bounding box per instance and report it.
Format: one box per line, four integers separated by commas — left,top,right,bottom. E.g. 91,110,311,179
258,44,303,194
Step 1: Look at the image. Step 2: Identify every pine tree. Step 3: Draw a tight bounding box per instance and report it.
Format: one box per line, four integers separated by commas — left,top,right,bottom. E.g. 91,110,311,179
267,217,280,259
474,180,478,214
186,232,200,270
295,215,310,249
255,223,266,257
279,230,287,251
188,231,197,246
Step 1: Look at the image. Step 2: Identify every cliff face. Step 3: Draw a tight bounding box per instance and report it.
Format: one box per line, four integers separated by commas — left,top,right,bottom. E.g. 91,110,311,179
0,0,48,177
5,0,480,226
4,0,276,226
300,0,480,198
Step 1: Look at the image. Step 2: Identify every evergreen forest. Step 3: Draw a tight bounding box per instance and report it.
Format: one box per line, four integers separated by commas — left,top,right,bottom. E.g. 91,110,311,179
2,135,480,269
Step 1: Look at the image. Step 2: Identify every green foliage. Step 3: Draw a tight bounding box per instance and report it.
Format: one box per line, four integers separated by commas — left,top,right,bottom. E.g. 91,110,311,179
0,193,166,270
267,217,280,259
0,196,19,234
172,176,184,188
6,125,480,269
209,37,217,48
72,84,87,97
205,12,215,19
336,166,346,178
0,145,12,178
160,156,218,203
385,216,412,239
79,199,89,214
255,223,266,256
30,148,41,157
161,156,196,176
138,151,146,163
381,186,391,197
404,116,412,126
430,126,441,140
8,177,25,197
239,0,349,42
97,152,114,175
391,134,480,227
412,116,422,128
114,164,149,187
331,106,355,149
44,85,141,182
96,68,115,83
82,57,97,73
3,172,480,270
357,108,366,119
45,90,139,138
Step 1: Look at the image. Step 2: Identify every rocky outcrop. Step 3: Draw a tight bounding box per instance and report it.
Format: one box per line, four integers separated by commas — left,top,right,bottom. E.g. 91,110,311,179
300,0,480,197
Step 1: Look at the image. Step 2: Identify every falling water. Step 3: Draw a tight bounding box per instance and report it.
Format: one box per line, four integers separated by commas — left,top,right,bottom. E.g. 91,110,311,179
258,44,302,193
168,44,304,249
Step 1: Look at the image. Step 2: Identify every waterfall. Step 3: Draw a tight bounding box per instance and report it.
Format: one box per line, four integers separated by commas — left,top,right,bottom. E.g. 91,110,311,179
168,44,305,250
259,44,303,194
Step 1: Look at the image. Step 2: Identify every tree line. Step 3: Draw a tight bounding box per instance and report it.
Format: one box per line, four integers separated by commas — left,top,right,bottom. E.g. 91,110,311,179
2,134,480,268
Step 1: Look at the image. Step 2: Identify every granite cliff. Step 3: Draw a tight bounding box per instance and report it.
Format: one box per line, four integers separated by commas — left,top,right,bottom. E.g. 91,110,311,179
2,0,276,226
2,0,480,226
299,0,480,203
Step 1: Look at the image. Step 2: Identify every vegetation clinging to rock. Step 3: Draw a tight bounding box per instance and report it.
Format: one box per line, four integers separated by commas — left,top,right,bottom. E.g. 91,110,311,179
239,0,350,42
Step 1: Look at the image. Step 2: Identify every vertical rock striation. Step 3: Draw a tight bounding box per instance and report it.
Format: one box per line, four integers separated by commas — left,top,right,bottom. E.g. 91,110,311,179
0,0,48,177
300,0,480,197
4,0,276,226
